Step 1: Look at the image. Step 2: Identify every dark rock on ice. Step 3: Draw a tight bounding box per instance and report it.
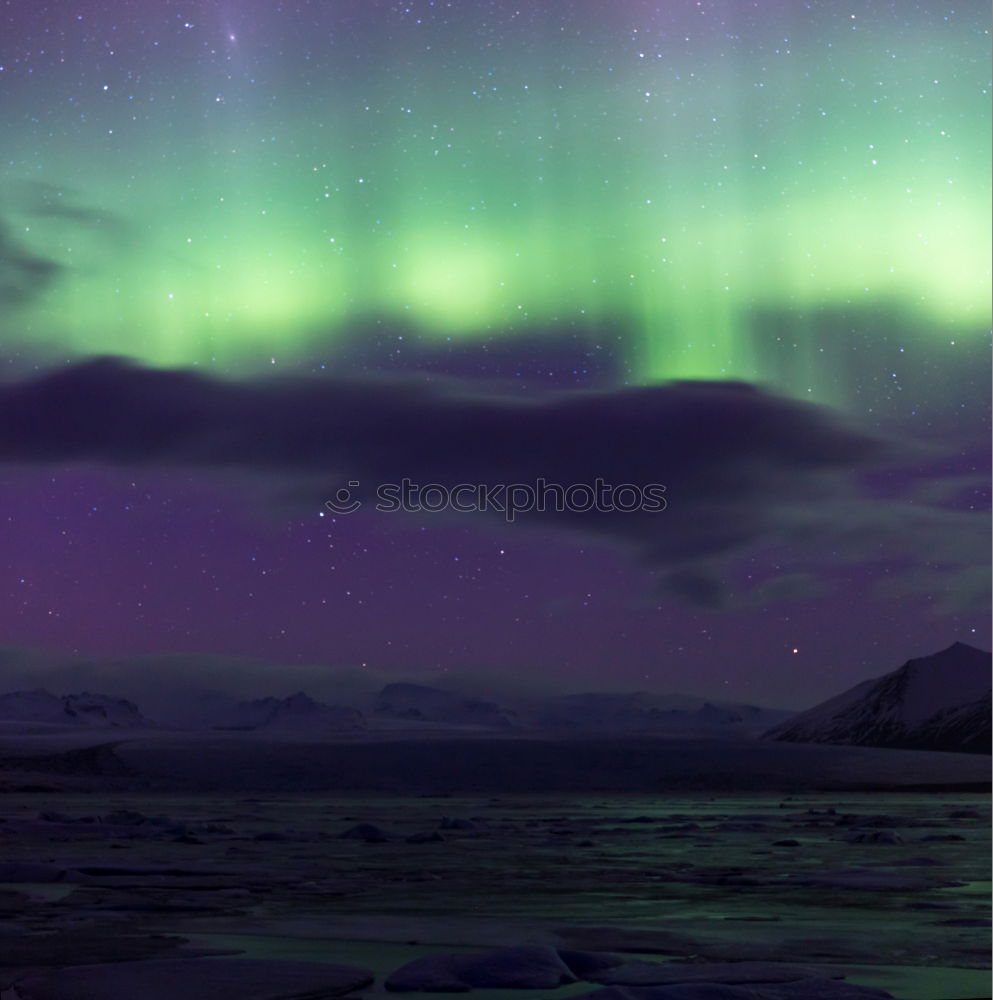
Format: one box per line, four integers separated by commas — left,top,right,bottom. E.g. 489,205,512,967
102,809,148,826
338,823,392,843
439,817,480,831
843,830,903,844
557,950,625,977
406,830,445,844
385,945,579,991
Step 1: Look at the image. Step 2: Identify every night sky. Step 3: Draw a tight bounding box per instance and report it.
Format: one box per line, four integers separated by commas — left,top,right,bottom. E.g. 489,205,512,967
0,1,989,708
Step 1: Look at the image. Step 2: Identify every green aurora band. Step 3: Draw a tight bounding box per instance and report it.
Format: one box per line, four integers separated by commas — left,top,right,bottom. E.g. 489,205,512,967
2,1,989,401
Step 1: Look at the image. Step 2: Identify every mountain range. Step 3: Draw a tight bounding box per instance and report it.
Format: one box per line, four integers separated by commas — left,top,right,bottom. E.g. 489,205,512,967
763,642,991,754
0,689,147,728
0,643,987,752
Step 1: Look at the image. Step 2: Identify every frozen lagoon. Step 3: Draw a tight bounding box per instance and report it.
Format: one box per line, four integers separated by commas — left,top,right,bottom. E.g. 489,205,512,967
0,784,989,1000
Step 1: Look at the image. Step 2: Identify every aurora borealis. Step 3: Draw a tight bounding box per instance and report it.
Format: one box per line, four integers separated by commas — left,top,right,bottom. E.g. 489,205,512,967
2,1,989,392
0,1,989,706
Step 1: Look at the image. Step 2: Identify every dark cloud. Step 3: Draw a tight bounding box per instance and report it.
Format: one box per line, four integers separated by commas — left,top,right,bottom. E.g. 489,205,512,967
0,220,63,306
0,183,131,311
0,357,985,607
9,180,121,229
5,180,132,238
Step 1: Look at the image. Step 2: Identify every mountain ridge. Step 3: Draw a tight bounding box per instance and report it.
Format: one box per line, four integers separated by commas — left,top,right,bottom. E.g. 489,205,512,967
763,642,991,754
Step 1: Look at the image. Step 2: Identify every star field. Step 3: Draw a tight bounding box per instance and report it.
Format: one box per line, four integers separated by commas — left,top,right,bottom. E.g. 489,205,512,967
0,1,988,706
